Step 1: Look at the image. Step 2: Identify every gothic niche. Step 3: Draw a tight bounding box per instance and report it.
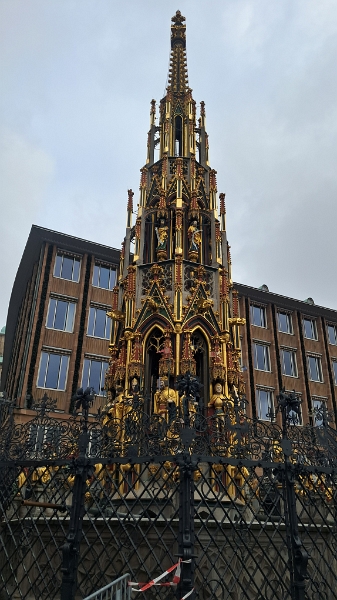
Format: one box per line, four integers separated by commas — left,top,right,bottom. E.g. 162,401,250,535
191,331,209,408
144,328,175,414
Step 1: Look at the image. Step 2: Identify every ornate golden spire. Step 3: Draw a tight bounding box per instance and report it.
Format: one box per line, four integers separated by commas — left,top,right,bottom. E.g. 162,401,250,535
168,11,189,93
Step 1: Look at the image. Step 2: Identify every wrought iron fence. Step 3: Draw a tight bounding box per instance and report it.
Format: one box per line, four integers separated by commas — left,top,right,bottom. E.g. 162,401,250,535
1,389,337,599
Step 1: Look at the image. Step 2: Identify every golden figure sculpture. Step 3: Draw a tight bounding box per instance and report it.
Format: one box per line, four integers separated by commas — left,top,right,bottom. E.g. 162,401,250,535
188,220,202,253
155,219,168,251
154,378,178,422
208,382,226,416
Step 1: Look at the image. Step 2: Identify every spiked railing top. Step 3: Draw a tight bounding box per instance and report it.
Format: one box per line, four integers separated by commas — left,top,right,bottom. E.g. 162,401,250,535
168,11,189,93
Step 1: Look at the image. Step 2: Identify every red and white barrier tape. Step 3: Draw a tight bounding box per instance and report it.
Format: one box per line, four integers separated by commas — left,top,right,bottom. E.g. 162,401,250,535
129,558,194,599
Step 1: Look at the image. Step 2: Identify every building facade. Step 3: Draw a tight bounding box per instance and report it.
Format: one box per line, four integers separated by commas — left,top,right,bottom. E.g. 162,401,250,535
237,282,337,425
1,226,119,416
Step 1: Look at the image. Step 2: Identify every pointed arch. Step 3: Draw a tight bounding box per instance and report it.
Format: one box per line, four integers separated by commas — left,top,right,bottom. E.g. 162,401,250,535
143,324,166,413
189,326,211,409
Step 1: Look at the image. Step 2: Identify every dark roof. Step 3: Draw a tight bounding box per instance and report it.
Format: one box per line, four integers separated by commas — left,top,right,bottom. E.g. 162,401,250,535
234,282,337,321
1,225,120,391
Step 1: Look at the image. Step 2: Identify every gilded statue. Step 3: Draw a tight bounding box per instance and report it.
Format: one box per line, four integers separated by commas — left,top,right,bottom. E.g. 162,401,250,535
155,218,168,251
154,378,178,422
208,382,226,416
188,220,202,253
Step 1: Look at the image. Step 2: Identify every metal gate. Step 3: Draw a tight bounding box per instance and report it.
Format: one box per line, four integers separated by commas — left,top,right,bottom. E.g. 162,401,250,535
1,390,337,600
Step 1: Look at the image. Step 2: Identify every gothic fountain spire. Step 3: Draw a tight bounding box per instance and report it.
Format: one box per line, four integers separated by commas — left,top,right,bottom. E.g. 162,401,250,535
106,12,245,417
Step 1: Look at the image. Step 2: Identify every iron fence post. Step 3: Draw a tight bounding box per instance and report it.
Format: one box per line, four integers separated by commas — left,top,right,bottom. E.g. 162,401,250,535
277,390,308,600
60,388,94,600
177,449,196,600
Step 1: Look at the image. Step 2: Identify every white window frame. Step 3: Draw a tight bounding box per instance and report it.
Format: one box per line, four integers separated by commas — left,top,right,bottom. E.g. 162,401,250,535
281,348,298,378
256,388,274,421
307,354,323,383
81,357,109,397
278,311,293,335
54,252,81,283
46,297,76,333
332,360,337,385
251,304,267,328
92,262,117,291
29,424,62,454
303,317,318,341
37,351,70,391
253,342,271,372
327,324,337,345
87,306,111,340
311,397,328,427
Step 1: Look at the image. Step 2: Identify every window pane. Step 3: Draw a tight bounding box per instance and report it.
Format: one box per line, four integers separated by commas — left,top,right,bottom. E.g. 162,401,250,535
279,312,291,334
92,264,100,287
100,362,109,395
255,345,263,369
82,359,90,389
255,344,269,371
46,299,57,328
54,300,68,330
61,256,73,280
258,390,271,420
38,352,49,387
328,325,337,345
283,351,292,376
88,360,101,394
304,318,316,339
94,309,106,338
66,303,75,332
333,361,337,385
45,354,61,389
99,266,110,289
308,356,321,382
58,356,69,390
87,307,96,336
109,269,116,290
73,259,80,282
252,306,265,327
54,254,62,277
106,316,111,340
313,400,323,426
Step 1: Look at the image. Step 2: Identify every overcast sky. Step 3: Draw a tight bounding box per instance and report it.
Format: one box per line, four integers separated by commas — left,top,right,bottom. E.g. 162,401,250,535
1,0,337,327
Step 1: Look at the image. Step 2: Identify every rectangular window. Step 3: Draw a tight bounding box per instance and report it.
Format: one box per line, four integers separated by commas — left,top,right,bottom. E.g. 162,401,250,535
253,343,270,371
278,311,293,334
281,349,298,377
54,253,80,282
312,398,327,427
82,358,109,396
328,324,337,345
46,298,76,332
251,305,266,328
92,263,116,290
87,307,111,339
29,425,61,454
303,317,317,340
37,352,69,390
256,389,273,421
307,355,323,382
332,360,337,385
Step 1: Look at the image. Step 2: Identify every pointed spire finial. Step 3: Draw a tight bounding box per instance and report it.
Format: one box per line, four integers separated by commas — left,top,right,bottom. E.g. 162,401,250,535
168,11,188,93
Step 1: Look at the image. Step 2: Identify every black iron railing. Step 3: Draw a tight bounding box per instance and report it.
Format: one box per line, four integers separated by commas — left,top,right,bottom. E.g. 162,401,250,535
1,388,337,599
